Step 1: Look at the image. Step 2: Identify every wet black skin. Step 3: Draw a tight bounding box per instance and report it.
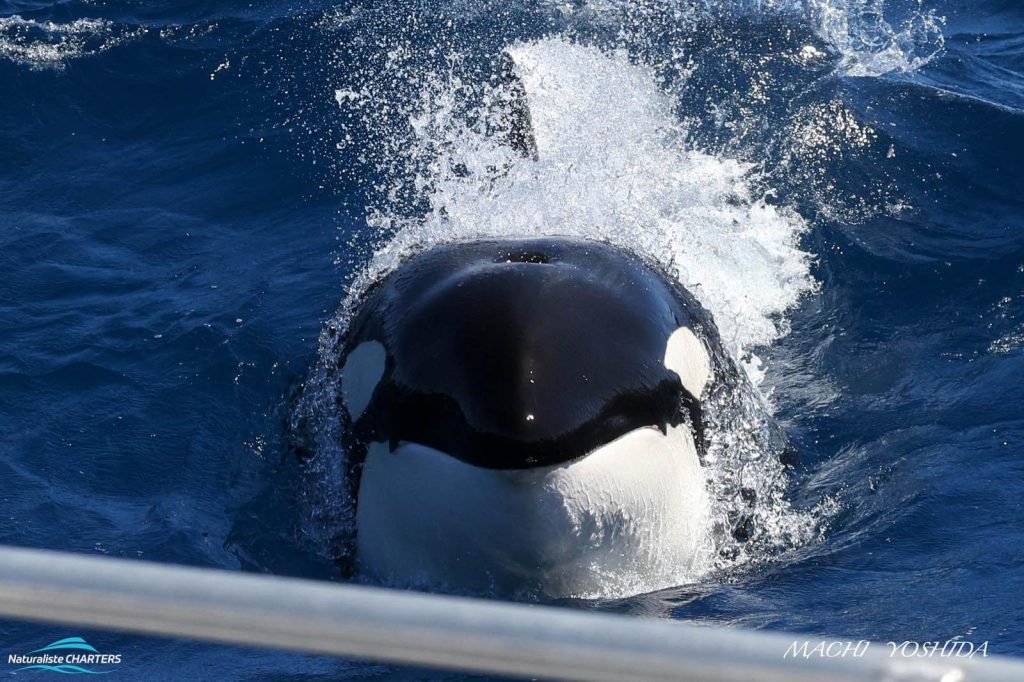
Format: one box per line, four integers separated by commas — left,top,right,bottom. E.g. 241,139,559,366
338,238,732,471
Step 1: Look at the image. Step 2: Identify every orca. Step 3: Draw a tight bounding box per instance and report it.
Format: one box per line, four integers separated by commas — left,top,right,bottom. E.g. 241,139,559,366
335,238,737,596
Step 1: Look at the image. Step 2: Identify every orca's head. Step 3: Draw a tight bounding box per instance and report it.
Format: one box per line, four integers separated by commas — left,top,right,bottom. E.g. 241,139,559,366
338,238,721,594
340,238,717,468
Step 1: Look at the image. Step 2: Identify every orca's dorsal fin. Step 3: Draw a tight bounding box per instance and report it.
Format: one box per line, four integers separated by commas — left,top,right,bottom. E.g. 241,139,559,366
490,52,538,161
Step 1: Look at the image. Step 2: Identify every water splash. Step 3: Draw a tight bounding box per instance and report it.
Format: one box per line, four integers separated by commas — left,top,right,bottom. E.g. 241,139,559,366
0,16,146,70
807,0,945,77
542,0,944,78
357,39,814,358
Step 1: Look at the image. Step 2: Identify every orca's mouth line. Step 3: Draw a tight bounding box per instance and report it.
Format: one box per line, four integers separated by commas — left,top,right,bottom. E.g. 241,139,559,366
355,378,704,470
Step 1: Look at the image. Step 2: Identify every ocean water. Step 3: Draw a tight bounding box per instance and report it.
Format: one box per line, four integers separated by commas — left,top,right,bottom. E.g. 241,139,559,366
1,0,1023,678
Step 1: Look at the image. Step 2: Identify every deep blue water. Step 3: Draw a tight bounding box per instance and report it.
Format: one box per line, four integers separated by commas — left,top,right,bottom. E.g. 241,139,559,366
2,0,1024,678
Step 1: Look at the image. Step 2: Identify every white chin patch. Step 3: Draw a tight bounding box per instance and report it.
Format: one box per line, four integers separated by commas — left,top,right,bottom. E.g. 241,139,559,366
664,326,711,398
341,341,386,421
355,425,712,599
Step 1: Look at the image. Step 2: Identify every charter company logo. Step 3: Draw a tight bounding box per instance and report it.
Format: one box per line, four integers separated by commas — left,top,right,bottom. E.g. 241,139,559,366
7,637,121,674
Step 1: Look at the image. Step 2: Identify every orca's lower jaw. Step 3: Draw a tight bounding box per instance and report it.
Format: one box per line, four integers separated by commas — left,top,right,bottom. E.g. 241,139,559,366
354,423,712,598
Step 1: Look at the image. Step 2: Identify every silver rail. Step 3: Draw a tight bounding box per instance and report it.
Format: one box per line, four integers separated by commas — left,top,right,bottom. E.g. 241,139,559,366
0,545,1017,681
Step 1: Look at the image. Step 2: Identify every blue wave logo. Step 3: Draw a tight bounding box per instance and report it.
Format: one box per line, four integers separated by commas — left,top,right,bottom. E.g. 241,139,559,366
8,637,120,675
13,664,111,675
28,638,98,655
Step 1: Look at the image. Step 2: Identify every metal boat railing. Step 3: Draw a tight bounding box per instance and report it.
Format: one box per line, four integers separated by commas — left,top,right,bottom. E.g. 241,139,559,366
0,545,1017,681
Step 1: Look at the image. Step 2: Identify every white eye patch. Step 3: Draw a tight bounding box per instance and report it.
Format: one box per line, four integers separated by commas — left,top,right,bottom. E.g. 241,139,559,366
663,327,711,398
341,340,387,420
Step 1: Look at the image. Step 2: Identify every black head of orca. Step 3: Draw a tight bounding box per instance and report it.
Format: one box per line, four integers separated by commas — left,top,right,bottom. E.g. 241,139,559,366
338,238,724,471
